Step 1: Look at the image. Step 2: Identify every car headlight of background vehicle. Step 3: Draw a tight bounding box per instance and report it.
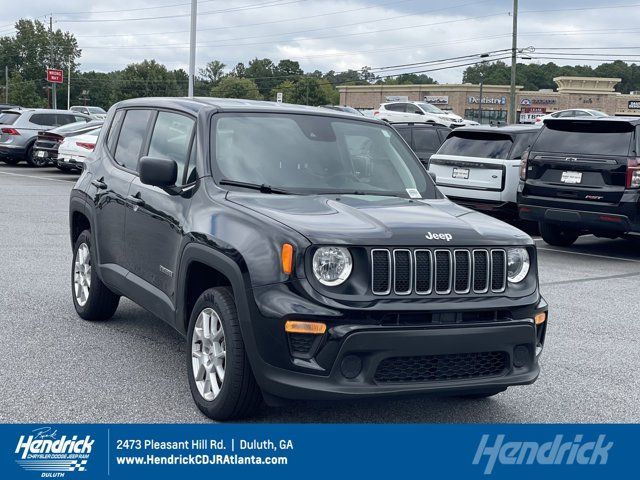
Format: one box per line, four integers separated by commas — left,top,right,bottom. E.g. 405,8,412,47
312,247,353,286
507,247,530,283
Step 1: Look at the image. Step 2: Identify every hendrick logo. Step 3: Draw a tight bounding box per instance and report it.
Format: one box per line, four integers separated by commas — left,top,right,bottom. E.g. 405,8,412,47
14,427,94,476
473,434,613,475
425,232,453,241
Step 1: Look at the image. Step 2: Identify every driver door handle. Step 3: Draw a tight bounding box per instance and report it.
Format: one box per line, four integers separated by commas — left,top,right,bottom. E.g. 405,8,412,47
126,193,145,206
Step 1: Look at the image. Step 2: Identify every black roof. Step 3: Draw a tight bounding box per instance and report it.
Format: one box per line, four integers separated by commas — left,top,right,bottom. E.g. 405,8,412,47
115,97,379,123
388,122,451,129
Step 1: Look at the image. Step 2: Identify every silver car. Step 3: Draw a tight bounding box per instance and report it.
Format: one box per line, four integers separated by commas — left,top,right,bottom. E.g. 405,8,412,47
70,106,108,120
0,109,91,166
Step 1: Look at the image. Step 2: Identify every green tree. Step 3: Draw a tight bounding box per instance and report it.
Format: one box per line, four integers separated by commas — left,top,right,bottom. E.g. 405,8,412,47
272,77,332,106
244,58,279,97
199,60,226,85
211,76,261,99
117,60,184,99
7,73,45,107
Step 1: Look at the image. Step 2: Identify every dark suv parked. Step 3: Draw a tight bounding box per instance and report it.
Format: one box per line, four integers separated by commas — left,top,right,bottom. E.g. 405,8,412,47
392,122,451,167
69,98,548,420
518,117,640,246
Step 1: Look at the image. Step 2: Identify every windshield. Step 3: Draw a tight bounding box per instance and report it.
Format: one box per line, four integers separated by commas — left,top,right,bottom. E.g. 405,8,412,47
87,107,106,114
211,113,437,198
534,121,633,156
438,132,513,159
416,102,445,114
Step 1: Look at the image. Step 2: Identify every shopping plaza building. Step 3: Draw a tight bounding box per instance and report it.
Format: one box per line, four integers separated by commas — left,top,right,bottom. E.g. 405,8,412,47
338,76,640,123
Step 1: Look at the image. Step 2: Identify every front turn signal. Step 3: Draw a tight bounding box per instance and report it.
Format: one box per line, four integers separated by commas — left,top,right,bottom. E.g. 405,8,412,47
281,243,294,275
285,321,326,335
535,312,547,325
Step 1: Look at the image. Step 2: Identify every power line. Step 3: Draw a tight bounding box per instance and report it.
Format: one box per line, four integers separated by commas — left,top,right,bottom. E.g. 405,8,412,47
52,0,217,15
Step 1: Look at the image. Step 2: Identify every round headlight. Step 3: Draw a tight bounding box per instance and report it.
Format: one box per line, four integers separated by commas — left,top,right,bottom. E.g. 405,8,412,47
507,247,530,283
312,247,353,286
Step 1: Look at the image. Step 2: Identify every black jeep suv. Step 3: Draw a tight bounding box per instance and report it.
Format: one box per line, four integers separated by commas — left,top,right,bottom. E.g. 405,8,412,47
69,98,548,420
519,117,640,246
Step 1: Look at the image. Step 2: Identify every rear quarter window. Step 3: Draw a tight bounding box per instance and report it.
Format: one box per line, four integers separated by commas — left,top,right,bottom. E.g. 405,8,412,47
533,121,633,156
438,132,513,159
0,112,20,124
29,114,58,126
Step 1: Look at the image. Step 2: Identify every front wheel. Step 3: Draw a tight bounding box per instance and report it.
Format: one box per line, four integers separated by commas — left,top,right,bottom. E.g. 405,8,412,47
539,222,579,247
187,287,262,420
72,230,120,320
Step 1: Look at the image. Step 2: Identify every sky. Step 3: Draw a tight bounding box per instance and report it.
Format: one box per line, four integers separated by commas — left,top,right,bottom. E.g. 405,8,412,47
1,0,639,83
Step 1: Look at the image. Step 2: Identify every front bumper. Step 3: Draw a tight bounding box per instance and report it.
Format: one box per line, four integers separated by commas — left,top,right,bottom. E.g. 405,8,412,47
242,284,548,401
448,196,518,220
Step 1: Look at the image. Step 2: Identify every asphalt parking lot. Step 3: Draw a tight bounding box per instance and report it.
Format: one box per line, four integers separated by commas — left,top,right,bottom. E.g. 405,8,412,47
1,162,639,423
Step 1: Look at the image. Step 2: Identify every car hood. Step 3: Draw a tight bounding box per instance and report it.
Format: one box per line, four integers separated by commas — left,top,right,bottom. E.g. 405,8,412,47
227,192,531,246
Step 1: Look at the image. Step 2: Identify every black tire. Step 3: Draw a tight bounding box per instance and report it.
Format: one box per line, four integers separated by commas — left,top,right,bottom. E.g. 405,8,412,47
56,163,73,172
1,156,20,165
72,230,120,321
25,145,48,167
459,387,506,399
539,222,579,247
187,287,262,421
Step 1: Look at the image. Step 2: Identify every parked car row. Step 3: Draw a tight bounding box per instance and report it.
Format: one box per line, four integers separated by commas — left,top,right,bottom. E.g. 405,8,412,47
0,107,104,169
423,116,640,247
32,120,103,170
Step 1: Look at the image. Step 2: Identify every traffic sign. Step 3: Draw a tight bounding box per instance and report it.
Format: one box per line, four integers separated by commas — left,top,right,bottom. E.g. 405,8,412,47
47,68,64,84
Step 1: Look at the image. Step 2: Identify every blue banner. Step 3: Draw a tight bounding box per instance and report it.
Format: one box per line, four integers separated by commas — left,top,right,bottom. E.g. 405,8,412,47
0,423,634,479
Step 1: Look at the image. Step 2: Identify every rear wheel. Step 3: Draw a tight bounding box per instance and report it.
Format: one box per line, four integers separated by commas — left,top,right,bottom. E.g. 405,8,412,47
539,222,579,247
25,145,47,167
187,287,262,420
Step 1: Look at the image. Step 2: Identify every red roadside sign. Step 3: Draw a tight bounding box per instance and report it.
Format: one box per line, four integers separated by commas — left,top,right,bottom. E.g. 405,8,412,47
47,68,64,84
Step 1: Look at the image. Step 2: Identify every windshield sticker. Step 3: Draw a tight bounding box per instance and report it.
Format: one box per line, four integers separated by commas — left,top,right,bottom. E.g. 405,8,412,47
406,188,422,199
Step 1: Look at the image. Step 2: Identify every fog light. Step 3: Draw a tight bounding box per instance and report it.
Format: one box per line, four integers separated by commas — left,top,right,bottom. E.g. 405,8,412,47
340,355,362,379
535,312,547,325
284,321,326,335
513,345,530,368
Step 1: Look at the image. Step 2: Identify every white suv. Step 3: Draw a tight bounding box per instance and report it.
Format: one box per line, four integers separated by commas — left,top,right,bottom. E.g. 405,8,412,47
374,101,477,128
428,125,540,220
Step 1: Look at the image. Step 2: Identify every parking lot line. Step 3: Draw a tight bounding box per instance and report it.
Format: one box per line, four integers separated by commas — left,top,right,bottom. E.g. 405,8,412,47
0,170,75,184
536,246,640,264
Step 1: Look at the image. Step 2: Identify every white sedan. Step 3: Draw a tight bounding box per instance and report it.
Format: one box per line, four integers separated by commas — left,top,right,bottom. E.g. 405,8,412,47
56,127,101,171
534,108,607,126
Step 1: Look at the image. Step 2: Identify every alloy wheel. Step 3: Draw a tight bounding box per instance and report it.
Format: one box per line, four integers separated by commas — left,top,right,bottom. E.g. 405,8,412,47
191,307,226,401
73,243,91,306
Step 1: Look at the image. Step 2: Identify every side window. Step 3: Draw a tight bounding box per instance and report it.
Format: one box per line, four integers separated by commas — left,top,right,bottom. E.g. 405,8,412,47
114,109,153,171
29,114,57,126
107,110,125,154
57,114,77,125
385,104,404,112
395,127,412,145
413,129,441,151
147,111,195,185
406,104,423,115
74,115,88,123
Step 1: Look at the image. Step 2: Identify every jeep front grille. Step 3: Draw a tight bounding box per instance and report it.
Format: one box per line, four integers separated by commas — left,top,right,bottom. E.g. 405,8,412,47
371,248,507,296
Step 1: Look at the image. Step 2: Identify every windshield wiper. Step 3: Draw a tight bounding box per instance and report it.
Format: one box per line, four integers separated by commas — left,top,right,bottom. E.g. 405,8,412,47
219,179,292,195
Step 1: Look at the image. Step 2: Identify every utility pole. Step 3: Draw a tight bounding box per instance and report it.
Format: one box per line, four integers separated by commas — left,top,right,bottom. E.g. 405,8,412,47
67,58,71,109
49,15,57,109
508,0,518,124
478,73,484,125
4,66,8,103
188,0,197,97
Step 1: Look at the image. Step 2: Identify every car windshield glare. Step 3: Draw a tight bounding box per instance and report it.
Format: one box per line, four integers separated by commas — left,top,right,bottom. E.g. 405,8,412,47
416,102,444,114
211,113,437,198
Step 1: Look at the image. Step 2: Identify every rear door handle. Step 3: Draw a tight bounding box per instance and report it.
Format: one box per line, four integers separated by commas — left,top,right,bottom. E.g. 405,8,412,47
126,193,145,206
91,179,107,189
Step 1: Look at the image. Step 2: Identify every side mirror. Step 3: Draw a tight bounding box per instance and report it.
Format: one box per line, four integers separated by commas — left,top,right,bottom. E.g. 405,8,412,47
139,156,177,187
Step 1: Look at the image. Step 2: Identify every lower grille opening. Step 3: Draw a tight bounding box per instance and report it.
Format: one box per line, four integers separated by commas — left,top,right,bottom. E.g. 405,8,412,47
288,333,316,355
374,351,509,383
